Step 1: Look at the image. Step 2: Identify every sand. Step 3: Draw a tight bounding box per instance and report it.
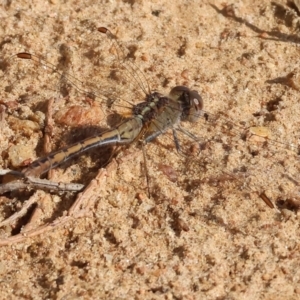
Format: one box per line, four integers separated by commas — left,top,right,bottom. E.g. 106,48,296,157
0,0,300,299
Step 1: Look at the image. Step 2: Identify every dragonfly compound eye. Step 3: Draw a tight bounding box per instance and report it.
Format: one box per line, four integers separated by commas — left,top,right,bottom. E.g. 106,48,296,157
188,90,203,123
169,86,203,123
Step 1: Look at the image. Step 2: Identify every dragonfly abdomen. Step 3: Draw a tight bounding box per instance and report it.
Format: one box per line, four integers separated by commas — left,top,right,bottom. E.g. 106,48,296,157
22,117,143,177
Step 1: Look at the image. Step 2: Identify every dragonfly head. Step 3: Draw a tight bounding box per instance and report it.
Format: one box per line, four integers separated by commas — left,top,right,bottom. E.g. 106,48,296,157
169,86,203,123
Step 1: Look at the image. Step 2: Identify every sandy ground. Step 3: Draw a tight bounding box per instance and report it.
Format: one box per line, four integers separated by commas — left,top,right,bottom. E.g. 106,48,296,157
1,0,300,299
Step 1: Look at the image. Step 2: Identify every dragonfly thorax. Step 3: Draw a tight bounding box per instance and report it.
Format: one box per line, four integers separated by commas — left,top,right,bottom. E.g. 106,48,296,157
133,92,170,124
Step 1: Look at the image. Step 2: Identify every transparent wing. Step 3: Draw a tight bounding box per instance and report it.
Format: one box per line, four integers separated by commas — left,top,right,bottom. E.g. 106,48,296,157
69,25,152,112
0,27,151,112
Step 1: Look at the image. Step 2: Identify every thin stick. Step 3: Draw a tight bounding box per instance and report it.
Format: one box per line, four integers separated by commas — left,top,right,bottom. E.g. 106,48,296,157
0,190,44,227
0,173,84,193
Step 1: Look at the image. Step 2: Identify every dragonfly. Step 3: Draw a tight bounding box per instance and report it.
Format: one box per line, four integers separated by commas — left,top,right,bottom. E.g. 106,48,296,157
0,28,202,194
0,26,298,210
